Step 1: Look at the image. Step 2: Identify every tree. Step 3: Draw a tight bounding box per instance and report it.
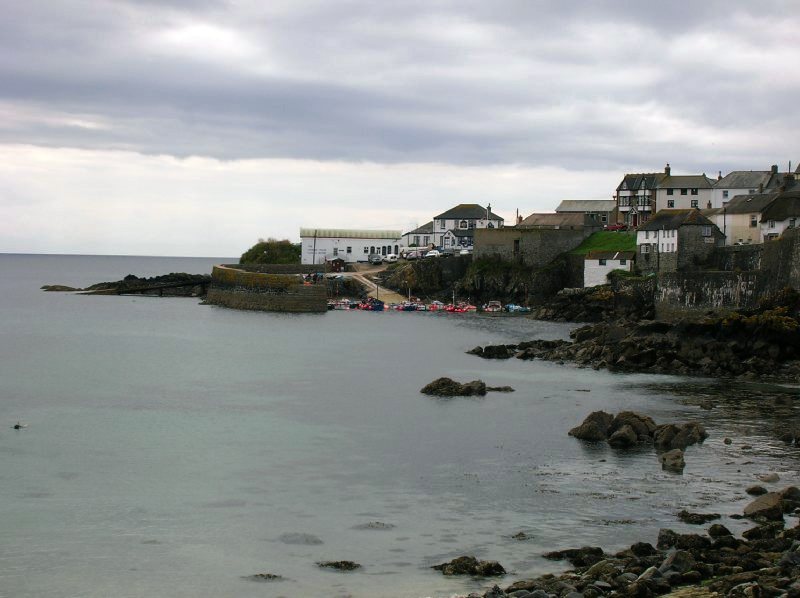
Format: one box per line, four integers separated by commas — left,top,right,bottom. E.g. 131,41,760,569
240,238,301,264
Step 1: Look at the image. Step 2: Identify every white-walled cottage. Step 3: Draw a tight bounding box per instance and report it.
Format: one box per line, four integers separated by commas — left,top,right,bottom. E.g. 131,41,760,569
584,251,634,287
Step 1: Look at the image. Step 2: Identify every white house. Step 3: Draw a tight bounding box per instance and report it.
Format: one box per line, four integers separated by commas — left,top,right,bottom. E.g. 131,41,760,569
300,228,403,264
584,251,634,287
759,190,800,241
432,204,503,248
711,168,774,209
703,192,777,245
653,166,715,213
400,221,434,248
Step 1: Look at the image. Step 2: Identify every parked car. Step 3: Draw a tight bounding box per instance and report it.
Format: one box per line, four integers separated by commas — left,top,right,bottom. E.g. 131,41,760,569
459,249,471,255
604,223,628,232
439,249,455,258
368,253,383,264
404,250,420,260
424,249,441,258
383,253,398,263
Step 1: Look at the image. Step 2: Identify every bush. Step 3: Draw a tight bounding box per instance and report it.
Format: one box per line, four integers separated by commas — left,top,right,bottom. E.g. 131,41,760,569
240,239,301,265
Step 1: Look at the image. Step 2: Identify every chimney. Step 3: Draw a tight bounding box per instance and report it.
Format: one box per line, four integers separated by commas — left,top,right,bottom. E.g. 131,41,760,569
707,201,712,209
665,163,671,176
718,171,722,181
771,164,778,174
486,203,491,220
517,214,523,225
759,183,764,193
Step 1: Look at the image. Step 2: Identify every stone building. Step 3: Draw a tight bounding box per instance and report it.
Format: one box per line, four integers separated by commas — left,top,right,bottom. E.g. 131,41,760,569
636,209,724,273
555,199,618,227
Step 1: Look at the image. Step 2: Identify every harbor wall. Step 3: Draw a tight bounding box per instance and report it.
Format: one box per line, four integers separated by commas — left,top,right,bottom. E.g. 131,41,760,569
206,265,327,313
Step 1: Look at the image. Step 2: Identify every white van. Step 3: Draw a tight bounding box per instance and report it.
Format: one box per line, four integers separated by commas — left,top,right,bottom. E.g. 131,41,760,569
383,253,398,263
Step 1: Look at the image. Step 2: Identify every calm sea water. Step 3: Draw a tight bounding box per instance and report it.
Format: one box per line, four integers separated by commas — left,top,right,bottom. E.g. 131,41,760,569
0,254,797,598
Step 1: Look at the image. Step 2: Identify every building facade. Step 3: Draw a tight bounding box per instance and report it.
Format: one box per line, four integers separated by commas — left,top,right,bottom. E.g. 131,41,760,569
432,204,503,248
636,209,724,273
300,228,403,264
584,251,634,287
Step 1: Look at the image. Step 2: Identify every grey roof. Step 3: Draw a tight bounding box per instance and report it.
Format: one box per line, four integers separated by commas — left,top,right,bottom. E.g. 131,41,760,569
714,171,771,189
404,221,433,235
434,203,503,221
721,192,778,215
517,213,585,228
760,191,800,221
300,228,402,239
638,209,715,231
764,172,799,192
617,173,664,192
450,229,475,238
555,199,617,212
585,250,635,261
657,174,714,189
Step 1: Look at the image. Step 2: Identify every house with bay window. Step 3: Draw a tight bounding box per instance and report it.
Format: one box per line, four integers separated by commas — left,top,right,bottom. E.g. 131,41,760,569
432,204,503,249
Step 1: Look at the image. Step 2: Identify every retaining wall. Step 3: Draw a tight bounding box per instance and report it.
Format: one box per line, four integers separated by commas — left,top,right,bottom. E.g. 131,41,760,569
206,265,327,313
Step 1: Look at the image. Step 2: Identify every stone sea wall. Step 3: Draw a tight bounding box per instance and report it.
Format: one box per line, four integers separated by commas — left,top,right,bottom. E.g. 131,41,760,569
206,265,327,313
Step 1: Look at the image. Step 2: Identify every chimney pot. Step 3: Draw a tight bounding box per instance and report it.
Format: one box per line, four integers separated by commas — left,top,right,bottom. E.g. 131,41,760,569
772,164,778,174
665,163,671,176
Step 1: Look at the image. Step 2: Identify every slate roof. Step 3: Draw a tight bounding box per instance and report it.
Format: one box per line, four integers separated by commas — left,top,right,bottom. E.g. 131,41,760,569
585,251,635,261
617,173,664,192
760,191,800,221
449,229,476,238
715,171,772,189
657,174,714,189
300,228,402,239
404,221,433,235
434,204,503,221
638,209,715,231
517,213,585,228
721,192,778,215
556,199,617,212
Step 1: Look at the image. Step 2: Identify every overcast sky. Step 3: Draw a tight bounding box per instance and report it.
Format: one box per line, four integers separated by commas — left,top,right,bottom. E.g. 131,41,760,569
2,0,798,256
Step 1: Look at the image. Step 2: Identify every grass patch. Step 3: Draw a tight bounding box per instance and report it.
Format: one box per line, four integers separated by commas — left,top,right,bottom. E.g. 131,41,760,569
570,232,636,255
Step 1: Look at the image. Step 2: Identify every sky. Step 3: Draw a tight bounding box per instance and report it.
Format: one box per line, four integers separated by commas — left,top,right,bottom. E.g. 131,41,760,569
1,0,799,256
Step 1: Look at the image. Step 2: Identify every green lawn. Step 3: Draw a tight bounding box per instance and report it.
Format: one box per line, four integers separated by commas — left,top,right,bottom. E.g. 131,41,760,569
569,231,636,255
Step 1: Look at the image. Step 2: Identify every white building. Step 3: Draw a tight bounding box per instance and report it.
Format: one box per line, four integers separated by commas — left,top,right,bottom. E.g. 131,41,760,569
432,204,503,248
759,191,800,241
300,228,403,264
583,251,634,287
711,168,774,209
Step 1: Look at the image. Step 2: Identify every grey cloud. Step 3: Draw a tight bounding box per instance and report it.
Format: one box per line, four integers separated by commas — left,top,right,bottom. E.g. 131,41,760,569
1,0,799,171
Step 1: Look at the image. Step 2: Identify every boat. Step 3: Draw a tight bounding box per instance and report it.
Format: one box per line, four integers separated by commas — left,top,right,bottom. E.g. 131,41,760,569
504,303,531,314
359,298,385,311
483,300,502,312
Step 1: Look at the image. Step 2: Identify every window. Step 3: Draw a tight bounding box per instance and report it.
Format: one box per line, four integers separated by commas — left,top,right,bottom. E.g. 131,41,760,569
667,189,674,196
601,214,608,223
681,189,688,195
691,188,698,195
769,220,776,229
423,236,429,245
487,222,495,228
620,259,627,265
750,216,757,228
790,218,797,229
667,200,675,208
346,246,352,254
644,231,649,239
459,220,468,229
444,237,450,247
599,259,607,265
701,226,712,237
468,221,475,229
363,247,369,253
394,245,399,254
439,220,446,229
641,244,650,254
691,199,698,208
413,236,419,245
723,190,729,198
333,248,338,256
748,189,756,194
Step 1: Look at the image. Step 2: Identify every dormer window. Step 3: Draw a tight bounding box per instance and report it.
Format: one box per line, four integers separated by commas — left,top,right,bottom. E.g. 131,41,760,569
487,222,495,228
459,220,468,229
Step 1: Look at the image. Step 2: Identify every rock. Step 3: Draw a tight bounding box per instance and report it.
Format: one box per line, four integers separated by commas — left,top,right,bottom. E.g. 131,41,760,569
758,473,780,483
708,523,733,538
637,566,662,581
244,573,284,582
584,559,619,579
317,560,361,571
630,542,657,557
608,424,638,448
743,492,784,521
608,412,657,442
675,534,711,550
741,522,784,540
421,377,487,397
660,449,685,472
481,345,516,359
677,510,720,525
659,550,696,574
653,423,707,451
779,486,800,511
511,531,532,541
482,585,506,598
431,556,506,577
543,546,605,567
657,529,678,550
724,437,732,445
352,521,395,530
487,386,516,393
746,485,768,496
569,411,614,442
41,285,80,292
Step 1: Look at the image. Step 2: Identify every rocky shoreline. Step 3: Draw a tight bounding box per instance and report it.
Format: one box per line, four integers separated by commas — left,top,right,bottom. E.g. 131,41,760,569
42,272,210,297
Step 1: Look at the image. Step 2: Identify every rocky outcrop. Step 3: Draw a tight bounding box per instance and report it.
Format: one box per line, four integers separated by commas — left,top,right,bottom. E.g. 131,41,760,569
569,411,706,452
420,378,515,397
469,298,800,381
459,518,800,598
317,560,361,571
431,556,506,577
44,273,211,297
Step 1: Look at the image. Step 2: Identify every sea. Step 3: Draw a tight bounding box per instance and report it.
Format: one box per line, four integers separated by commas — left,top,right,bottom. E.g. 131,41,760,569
0,254,798,598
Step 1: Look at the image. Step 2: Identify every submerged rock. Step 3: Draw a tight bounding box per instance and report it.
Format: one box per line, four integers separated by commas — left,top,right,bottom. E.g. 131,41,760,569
243,573,284,582
677,510,720,525
431,555,506,577
317,560,361,571
660,449,686,472
421,377,487,396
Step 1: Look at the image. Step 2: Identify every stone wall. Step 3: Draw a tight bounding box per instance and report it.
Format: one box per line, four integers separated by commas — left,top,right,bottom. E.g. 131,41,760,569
223,263,319,274
207,265,327,313
710,245,763,272
475,228,590,269
655,271,763,318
